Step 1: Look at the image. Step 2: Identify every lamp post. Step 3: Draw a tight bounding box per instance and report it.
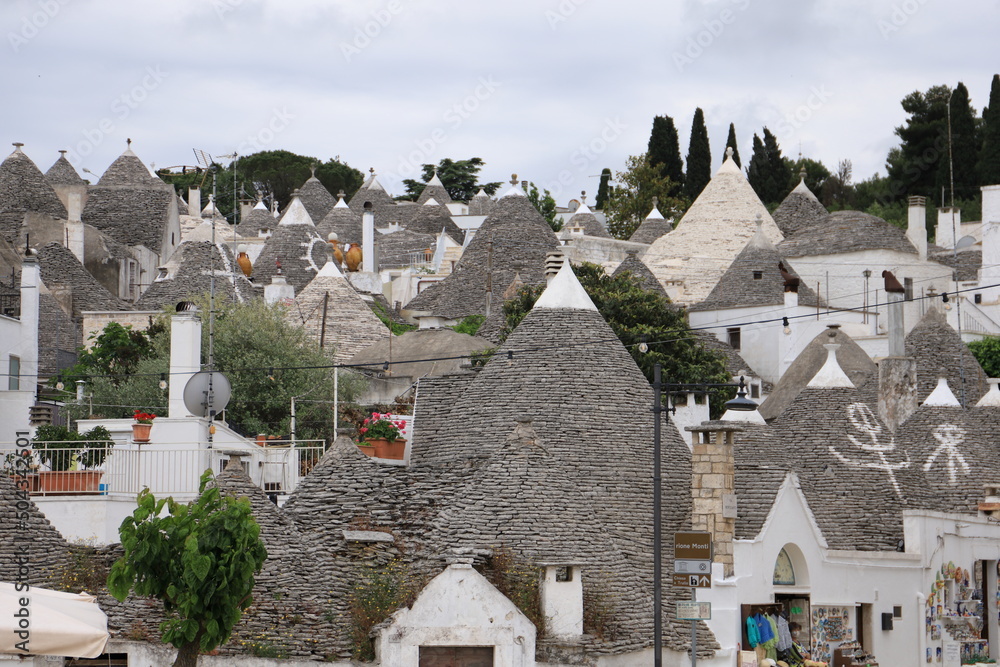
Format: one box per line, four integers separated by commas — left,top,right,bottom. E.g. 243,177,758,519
652,365,757,666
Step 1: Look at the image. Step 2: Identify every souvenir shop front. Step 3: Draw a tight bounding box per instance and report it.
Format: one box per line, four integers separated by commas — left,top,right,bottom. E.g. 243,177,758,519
922,560,995,666
738,548,880,667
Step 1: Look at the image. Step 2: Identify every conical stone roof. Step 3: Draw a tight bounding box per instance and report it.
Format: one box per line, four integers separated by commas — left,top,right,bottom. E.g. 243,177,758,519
467,188,494,216
378,229,436,267
416,171,452,205
772,176,827,237
905,306,989,407
0,145,68,243
316,195,362,245
404,188,559,319
563,201,610,238
0,474,73,587
235,199,275,238
254,195,328,292
96,148,158,187
44,151,87,186
628,204,672,244
404,199,465,242
348,171,398,220
295,173,337,222
645,155,783,305
612,251,668,297
689,222,821,312
285,260,389,363
37,242,132,315
136,241,254,310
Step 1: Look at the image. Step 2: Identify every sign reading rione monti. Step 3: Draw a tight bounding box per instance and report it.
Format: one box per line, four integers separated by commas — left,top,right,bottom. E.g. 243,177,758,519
673,531,712,560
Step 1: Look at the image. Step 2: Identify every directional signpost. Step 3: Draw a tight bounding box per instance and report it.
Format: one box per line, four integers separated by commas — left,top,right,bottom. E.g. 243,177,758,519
674,532,713,667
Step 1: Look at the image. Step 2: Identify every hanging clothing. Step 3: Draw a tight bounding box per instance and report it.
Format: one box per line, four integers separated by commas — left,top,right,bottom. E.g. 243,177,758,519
755,613,775,643
764,615,780,660
747,615,761,647
775,615,793,652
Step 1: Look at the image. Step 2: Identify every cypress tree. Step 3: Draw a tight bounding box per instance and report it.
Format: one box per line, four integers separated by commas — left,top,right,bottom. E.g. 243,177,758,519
937,82,980,201
978,74,1000,186
725,122,741,168
746,133,768,201
647,115,684,196
685,107,712,200
762,128,791,203
595,167,612,210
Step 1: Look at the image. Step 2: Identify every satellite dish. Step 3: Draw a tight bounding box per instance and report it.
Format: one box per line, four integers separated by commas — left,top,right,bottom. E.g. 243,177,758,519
955,235,976,249
183,371,232,417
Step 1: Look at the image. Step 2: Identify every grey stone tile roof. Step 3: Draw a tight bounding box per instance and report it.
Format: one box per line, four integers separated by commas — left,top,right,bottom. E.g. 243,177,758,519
38,291,81,376
416,182,452,206
378,229,436,267
629,218,672,244
731,420,787,540
768,386,927,550
136,241,254,310
253,222,329,293
778,210,917,257
285,261,390,363
81,184,176,254
404,193,559,318
315,200,362,246
347,328,493,380
0,473,73,588
0,147,67,243
235,202,275,238
772,183,827,237
930,246,981,282
294,176,337,222
689,229,821,312
43,153,87,186
348,174,398,218
612,252,668,297
468,189,494,216
759,327,877,421
37,242,132,315
692,331,771,391
905,306,988,407
96,149,159,186
565,208,611,238
404,201,465,243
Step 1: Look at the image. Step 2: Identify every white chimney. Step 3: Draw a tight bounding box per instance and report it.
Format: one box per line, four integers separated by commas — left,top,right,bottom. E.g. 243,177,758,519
264,274,294,304
981,185,1000,302
540,564,583,636
883,270,906,356
169,310,202,418
188,187,201,217
66,192,84,263
906,196,927,260
545,250,566,284
936,207,961,249
362,209,376,273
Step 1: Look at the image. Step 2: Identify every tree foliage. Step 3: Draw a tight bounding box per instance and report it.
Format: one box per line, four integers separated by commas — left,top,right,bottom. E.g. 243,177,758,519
725,122,742,169
785,157,831,199
495,262,730,413
969,336,1000,378
747,128,791,205
400,158,502,202
978,74,1000,186
603,154,687,240
647,115,685,197
685,108,712,201
108,470,267,667
885,84,953,203
525,181,560,231
939,82,981,201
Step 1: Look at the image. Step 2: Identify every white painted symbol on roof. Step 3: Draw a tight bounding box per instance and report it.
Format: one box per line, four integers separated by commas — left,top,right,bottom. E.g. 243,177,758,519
923,423,969,485
828,403,911,498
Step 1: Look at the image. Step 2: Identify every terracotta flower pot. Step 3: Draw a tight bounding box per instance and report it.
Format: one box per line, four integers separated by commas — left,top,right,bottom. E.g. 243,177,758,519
356,443,377,458
132,423,153,443
373,438,406,460
37,470,103,495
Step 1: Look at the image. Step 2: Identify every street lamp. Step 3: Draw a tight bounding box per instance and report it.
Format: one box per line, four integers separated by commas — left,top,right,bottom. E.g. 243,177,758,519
651,365,757,666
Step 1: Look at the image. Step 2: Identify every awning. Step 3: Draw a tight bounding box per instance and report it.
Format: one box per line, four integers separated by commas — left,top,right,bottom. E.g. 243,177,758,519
0,582,110,658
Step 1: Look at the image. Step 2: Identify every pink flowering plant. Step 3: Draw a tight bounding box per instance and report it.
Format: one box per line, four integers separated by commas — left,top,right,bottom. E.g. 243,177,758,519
358,412,407,442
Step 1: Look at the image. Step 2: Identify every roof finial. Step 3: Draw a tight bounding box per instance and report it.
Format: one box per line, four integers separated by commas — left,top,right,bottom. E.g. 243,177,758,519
58,149,66,157
652,196,658,207
337,190,346,199
755,212,762,230
580,190,586,204
369,167,375,175
725,146,733,159
510,173,518,186
126,138,132,148
310,163,317,177
799,167,807,181
12,142,23,152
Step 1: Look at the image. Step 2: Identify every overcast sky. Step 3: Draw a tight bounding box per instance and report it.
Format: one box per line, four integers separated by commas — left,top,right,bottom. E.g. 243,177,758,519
3,0,997,207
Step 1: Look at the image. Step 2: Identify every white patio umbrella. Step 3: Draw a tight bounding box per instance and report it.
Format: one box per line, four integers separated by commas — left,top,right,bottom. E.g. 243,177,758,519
0,582,109,658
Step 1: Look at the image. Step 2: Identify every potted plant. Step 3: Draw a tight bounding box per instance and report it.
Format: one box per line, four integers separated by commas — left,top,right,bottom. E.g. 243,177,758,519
32,424,113,494
132,410,157,443
3,451,39,492
358,412,407,460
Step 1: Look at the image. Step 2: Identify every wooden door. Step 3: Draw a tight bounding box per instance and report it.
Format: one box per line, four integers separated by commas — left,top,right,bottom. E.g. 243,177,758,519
418,646,494,666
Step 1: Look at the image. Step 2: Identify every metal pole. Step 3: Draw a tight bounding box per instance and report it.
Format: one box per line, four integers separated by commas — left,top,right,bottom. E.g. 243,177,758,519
691,617,698,667
290,396,296,444
333,369,339,441
319,291,329,348
653,363,662,666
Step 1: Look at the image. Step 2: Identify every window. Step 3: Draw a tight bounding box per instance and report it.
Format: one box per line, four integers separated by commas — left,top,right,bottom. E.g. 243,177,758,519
753,271,763,280
556,566,572,582
893,605,902,618
975,293,982,304
750,383,760,399
727,327,741,350
903,277,913,301
773,548,795,585
8,356,19,390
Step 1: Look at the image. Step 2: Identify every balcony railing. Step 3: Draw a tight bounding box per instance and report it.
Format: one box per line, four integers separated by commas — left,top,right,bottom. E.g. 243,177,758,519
2,440,327,498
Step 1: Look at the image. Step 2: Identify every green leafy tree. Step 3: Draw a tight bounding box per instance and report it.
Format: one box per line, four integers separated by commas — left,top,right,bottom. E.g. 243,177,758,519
58,321,160,387
647,115,685,197
108,470,267,667
938,82,981,201
786,157,832,198
725,122,742,168
595,167,612,210
819,159,854,210
76,300,366,441
400,158,502,202
978,74,1000,186
603,154,686,240
525,181,560,231
684,108,712,201
885,85,953,202
969,336,1000,378
496,262,731,414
